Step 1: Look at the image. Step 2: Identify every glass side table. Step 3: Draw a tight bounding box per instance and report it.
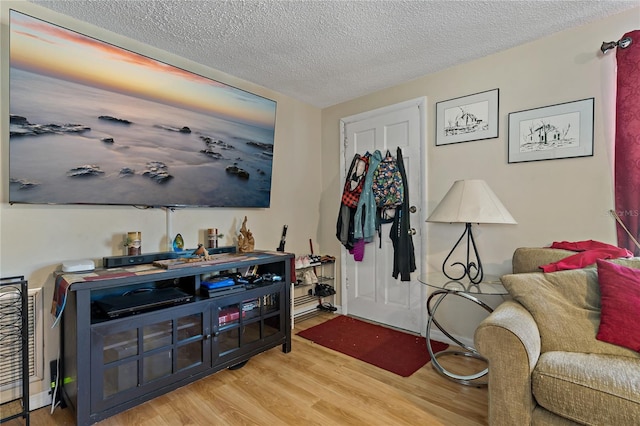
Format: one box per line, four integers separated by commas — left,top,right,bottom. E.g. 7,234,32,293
418,272,507,386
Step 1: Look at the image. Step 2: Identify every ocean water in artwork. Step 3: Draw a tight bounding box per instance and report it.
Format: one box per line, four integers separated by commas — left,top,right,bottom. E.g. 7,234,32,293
10,69,275,207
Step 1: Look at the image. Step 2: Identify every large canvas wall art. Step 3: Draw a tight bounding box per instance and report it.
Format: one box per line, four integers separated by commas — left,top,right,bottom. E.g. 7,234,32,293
8,10,277,208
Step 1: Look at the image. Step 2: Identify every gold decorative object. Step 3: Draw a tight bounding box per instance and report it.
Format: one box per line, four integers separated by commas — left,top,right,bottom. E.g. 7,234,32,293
237,216,255,253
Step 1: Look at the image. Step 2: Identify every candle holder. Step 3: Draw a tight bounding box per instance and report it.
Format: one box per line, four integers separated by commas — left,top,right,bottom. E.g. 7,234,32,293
126,231,142,255
207,228,225,249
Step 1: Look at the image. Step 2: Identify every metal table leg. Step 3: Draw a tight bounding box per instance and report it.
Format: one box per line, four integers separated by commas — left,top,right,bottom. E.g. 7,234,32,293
425,289,493,386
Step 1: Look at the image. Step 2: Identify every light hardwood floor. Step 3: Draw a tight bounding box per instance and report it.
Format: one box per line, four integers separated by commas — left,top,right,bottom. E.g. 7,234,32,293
6,313,488,425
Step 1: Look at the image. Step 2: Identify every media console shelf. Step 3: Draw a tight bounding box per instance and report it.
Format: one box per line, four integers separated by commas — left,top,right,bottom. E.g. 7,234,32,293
57,251,293,426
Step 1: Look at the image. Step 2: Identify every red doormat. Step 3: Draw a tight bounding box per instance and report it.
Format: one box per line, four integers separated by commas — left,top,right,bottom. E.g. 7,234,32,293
297,315,448,377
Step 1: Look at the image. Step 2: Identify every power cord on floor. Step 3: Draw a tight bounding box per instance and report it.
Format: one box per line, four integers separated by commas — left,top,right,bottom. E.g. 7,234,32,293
50,348,60,414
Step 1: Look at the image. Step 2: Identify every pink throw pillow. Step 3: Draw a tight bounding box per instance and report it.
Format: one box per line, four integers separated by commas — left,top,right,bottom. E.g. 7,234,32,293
596,259,640,352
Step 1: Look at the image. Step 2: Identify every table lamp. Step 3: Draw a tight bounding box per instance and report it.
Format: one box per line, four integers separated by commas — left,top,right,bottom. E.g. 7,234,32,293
427,179,516,283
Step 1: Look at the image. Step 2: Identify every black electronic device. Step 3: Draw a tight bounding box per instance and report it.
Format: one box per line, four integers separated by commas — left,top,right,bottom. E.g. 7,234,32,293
200,285,245,298
201,277,235,290
103,246,236,268
94,287,193,319
102,252,176,268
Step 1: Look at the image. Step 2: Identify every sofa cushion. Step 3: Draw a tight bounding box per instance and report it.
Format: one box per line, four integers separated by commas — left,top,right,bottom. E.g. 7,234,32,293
605,257,640,271
596,259,640,352
512,248,640,274
501,269,640,357
533,352,640,425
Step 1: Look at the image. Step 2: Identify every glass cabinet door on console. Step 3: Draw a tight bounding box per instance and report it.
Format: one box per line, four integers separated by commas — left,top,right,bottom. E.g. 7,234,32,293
213,283,284,366
90,303,210,413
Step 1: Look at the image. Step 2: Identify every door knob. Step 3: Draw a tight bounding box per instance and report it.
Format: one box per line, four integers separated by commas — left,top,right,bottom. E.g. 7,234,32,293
409,228,416,235
409,206,417,213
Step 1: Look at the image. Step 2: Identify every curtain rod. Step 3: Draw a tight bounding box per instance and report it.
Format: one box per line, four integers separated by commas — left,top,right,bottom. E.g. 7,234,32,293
610,210,640,252
601,36,633,54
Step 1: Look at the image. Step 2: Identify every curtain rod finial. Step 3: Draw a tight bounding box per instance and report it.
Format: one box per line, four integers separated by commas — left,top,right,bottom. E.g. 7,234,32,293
619,37,632,49
601,37,633,54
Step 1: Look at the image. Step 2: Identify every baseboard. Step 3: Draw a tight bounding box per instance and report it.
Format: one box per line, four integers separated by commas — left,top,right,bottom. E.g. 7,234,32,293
30,389,52,411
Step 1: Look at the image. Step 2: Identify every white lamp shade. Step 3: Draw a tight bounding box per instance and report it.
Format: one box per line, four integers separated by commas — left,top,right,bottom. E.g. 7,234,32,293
426,179,517,224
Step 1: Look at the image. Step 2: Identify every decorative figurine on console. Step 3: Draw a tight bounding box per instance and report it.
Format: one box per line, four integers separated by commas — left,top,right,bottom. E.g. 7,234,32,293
237,216,255,253
193,244,212,261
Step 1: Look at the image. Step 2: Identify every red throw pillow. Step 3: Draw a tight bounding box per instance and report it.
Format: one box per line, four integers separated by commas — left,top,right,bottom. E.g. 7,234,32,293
596,259,640,352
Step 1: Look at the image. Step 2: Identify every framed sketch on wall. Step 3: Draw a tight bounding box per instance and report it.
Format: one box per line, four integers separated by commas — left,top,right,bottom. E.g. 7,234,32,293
508,98,594,163
435,88,499,146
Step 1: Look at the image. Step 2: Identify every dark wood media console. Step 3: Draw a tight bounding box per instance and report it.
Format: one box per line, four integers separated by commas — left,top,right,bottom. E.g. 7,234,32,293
57,251,293,426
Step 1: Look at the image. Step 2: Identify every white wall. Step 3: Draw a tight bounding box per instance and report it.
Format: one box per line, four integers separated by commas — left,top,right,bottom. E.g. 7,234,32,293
320,9,639,342
0,0,322,403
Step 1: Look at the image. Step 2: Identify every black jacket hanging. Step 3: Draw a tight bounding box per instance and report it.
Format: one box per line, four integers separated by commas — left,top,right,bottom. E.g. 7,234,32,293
390,146,416,281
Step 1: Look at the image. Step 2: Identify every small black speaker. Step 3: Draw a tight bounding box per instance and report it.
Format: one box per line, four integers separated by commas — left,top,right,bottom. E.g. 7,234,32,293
103,252,175,268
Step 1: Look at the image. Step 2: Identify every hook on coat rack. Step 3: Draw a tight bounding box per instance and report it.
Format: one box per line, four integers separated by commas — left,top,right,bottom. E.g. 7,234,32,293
601,36,633,54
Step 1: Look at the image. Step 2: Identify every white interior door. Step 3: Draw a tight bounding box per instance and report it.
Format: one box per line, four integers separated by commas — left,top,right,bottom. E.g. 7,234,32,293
340,98,426,334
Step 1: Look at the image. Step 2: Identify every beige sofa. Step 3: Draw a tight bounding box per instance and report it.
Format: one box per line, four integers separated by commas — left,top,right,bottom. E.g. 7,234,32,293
475,247,640,425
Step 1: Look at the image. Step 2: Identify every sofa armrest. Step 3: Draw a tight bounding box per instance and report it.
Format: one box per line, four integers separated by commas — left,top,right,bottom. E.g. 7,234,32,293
475,300,541,426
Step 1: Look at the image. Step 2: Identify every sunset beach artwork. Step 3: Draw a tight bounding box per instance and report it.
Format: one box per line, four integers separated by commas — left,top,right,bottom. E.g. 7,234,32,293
9,10,277,208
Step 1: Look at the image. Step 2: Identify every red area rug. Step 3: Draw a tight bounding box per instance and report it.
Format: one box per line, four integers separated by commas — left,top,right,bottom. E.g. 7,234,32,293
297,315,448,377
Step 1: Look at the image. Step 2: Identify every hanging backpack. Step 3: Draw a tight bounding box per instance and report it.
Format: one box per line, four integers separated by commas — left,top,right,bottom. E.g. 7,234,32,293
372,150,405,247
372,150,404,215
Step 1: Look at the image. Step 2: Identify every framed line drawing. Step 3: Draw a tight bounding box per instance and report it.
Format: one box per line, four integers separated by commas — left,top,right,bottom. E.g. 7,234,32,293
508,98,594,163
436,88,499,146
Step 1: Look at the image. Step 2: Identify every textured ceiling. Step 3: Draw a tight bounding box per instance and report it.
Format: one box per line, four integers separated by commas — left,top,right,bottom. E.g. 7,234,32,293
31,0,638,108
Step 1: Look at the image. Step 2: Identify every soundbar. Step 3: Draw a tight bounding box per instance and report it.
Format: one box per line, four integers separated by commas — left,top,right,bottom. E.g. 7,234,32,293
103,246,236,268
